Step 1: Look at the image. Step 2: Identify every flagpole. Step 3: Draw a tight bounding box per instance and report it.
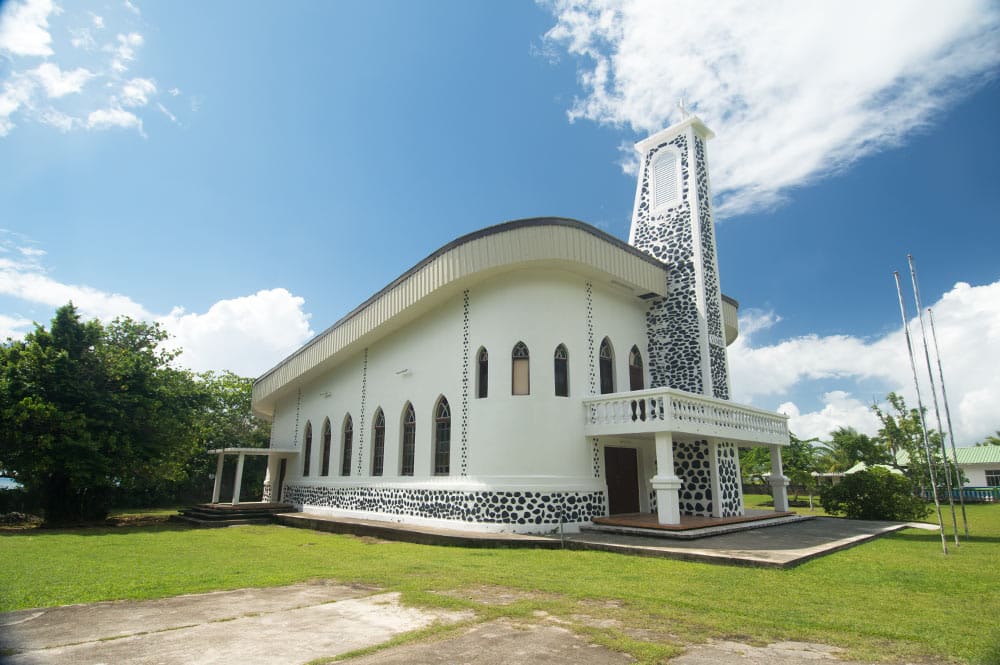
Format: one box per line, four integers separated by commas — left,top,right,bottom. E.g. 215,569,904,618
894,271,947,555
928,306,970,537
908,255,959,545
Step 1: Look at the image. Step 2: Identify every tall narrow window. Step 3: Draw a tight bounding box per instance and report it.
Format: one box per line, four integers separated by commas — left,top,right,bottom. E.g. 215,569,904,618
341,415,353,476
599,338,615,394
400,402,415,476
302,421,313,477
476,347,489,398
554,344,569,397
512,341,530,395
652,150,679,210
629,345,645,391
434,397,451,475
320,418,332,476
371,408,385,477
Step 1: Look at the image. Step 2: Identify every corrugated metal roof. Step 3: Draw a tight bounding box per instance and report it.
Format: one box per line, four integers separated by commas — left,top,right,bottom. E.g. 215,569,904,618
954,446,1000,464
895,447,1000,466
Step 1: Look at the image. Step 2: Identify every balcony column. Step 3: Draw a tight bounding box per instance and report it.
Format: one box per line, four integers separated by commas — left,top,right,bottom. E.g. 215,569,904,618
769,444,790,512
231,452,246,505
211,452,225,503
651,431,683,525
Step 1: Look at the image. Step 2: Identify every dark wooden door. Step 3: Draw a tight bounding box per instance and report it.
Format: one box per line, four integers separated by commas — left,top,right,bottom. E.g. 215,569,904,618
604,447,640,514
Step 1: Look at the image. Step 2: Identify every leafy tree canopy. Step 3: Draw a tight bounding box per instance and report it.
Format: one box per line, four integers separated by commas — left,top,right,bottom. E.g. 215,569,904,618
0,304,266,523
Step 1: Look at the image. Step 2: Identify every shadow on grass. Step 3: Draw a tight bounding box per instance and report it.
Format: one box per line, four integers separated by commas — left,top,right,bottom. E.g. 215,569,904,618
0,521,196,537
888,530,1000,544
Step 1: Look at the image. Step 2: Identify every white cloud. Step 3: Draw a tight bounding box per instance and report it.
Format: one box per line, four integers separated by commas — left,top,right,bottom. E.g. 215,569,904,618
119,77,156,107
0,233,315,376
0,0,56,56
0,75,36,136
86,106,144,135
156,102,177,124
160,290,314,376
543,0,1000,216
123,0,140,16
39,108,77,131
0,314,33,340
109,31,143,73
31,62,94,98
2,1,179,139
778,392,881,442
729,280,1000,445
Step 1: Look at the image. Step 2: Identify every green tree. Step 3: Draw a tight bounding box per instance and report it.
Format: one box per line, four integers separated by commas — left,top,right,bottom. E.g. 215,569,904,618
820,467,930,521
0,304,205,523
976,431,1000,447
872,392,952,495
783,434,820,502
187,370,270,503
815,427,889,473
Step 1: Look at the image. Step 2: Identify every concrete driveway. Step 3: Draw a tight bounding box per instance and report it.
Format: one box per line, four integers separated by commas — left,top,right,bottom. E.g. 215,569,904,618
0,581,878,665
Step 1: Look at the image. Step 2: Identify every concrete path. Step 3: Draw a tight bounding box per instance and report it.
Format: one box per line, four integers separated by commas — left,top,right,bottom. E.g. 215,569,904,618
564,516,936,567
0,581,469,665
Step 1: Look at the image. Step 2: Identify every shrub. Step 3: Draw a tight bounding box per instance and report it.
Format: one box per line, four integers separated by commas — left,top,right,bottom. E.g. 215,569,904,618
820,467,930,521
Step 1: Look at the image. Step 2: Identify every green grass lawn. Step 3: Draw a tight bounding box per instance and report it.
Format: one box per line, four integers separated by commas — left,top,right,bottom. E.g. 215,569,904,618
2,505,998,664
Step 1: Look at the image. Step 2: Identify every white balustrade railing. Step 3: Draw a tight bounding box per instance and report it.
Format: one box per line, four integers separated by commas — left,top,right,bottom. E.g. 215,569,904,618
583,387,789,445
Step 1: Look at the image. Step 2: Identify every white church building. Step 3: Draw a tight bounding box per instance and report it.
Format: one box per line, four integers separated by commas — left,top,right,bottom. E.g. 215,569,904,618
247,116,791,533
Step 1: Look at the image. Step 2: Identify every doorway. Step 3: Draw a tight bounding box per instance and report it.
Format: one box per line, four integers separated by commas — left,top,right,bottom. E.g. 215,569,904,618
275,458,287,504
604,447,640,514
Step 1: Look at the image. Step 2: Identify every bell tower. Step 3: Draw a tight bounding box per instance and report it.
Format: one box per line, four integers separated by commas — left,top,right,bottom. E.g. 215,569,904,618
628,115,730,400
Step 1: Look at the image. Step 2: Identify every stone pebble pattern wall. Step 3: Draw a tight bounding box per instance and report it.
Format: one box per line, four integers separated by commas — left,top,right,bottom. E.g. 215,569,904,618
673,440,713,516
262,480,272,503
633,134,703,394
283,484,608,526
694,135,730,401
715,442,742,517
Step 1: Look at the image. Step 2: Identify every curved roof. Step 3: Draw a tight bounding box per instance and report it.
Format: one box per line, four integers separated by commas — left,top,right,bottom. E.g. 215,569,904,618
252,218,671,416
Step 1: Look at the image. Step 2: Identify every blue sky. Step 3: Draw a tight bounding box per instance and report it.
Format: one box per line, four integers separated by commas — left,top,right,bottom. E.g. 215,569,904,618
1,0,998,445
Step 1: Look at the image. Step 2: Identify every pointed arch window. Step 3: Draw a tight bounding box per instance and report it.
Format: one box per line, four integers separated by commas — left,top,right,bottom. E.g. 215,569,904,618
476,347,488,398
599,338,615,394
434,397,451,476
340,415,353,476
320,418,332,476
629,345,645,391
554,344,569,397
371,408,385,477
512,341,530,395
302,421,313,477
400,403,415,476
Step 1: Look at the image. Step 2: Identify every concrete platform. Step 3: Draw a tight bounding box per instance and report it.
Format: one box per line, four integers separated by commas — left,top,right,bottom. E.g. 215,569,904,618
564,517,936,568
277,512,935,568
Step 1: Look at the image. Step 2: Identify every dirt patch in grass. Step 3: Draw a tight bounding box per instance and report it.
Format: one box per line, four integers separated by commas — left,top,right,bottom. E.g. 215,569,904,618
435,585,562,606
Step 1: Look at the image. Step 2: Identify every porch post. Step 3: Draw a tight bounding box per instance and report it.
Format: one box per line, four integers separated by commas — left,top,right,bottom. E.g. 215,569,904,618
769,444,790,512
211,452,225,503
651,431,683,525
231,452,246,505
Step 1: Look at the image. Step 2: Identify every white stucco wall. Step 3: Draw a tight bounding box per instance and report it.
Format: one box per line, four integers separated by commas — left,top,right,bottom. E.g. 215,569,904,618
264,266,655,531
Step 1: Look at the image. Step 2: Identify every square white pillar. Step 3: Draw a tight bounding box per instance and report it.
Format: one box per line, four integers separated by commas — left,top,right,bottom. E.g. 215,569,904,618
708,441,722,518
211,453,225,504
231,452,246,505
651,431,684,525
769,444,790,512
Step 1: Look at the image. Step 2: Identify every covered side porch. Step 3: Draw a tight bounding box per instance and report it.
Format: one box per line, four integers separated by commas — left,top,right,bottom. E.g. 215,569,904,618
583,387,791,526
207,447,298,505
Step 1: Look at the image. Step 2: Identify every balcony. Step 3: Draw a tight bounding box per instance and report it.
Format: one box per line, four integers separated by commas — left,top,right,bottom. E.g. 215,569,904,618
582,387,789,446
